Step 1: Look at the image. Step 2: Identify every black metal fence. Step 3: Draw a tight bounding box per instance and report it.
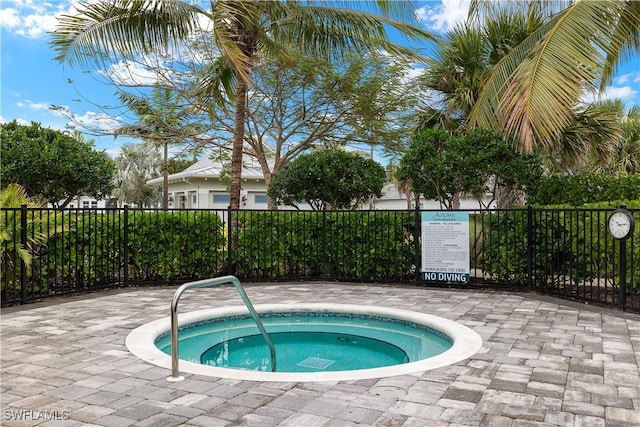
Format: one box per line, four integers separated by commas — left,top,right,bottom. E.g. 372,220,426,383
2,206,638,312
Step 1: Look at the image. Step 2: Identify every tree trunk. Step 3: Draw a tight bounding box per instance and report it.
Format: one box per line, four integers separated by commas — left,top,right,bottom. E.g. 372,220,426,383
263,170,279,210
230,78,248,212
451,192,461,210
495,182,525,208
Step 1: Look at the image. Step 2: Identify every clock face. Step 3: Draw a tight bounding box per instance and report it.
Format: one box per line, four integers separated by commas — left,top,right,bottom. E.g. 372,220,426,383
608,211,633,239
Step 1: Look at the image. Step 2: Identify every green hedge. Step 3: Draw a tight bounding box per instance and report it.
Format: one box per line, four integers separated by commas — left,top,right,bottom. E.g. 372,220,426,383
480,205,639,291
26,211,227,297
5,206,637,308
127,211,227,281
529,174,640,206
234,211,416,280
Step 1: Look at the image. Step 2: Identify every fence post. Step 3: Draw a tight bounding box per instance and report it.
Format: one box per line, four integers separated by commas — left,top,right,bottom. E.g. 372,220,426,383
20,204,27,304
619,238,627,310
526,205,533,290
618,204,628,310
322,209,327,279
123,205,129,287
414,205,421,282
227,206,233,275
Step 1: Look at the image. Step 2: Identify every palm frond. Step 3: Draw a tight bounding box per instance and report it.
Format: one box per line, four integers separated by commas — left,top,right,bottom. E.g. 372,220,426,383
600,0,640,90
467,8,564,143
470,1,632,152
51,0,202,67
265,4,438,63
556,100,624,170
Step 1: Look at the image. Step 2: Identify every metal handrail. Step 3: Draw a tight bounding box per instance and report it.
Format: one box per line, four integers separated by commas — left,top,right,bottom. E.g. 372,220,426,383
168,275,276,381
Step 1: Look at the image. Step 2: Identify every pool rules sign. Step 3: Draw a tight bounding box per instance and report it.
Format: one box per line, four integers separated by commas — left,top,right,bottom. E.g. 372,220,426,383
421,211,470,283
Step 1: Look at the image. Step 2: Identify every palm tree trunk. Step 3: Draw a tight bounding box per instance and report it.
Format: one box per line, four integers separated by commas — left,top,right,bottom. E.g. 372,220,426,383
227,74,249,268
230,78,248,211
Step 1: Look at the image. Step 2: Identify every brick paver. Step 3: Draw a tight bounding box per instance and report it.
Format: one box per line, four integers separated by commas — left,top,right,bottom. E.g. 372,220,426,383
1,284,639,426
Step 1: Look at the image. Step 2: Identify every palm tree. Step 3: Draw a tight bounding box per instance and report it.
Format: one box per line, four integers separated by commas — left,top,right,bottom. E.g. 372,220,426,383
112,142,162,207
590,105,640,174
418,4,544,132
0,185,62,279
420,4,626,166
116,86,202,209
416,6,545,207
386,161,415,209
51,0,435,211
614,105,640,174
467,0,640,153
546,100,624,174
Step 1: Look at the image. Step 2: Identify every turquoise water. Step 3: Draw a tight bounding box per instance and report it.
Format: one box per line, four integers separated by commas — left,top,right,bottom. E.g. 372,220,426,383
156,313,452,373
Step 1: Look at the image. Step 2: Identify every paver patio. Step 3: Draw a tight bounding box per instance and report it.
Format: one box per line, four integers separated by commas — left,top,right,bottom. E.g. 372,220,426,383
1,283,639,426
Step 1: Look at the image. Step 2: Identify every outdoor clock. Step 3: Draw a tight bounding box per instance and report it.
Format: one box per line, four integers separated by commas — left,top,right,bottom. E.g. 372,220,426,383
608,208,635,240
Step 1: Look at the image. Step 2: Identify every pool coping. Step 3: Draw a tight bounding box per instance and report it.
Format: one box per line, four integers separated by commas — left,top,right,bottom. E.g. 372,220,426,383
126,303,483,382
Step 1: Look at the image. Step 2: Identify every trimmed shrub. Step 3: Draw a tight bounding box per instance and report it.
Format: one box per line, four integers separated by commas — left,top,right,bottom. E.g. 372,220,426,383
234,210,416,281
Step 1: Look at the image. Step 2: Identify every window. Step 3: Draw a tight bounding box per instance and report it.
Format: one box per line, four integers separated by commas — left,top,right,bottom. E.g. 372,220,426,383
254,194,268,204
212,193,231,204
192,194,197,204
91,201,98,208
82,201,90,208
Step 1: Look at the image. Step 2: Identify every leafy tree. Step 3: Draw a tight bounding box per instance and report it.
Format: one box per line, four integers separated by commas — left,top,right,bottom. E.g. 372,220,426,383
127,173,160,208
467,0,640,152
1,121,115,208
397,128,542,209
397,128,475,209
168,157,197,175
52,0,435,212
200,49,420,208
268,150,386,211
465,130,543,208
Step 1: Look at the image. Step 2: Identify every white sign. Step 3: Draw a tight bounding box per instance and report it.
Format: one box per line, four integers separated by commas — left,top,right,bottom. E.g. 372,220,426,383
421,211,470,283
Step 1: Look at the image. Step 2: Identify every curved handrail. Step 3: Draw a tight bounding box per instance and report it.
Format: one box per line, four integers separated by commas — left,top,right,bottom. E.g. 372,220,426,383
168,275,276,381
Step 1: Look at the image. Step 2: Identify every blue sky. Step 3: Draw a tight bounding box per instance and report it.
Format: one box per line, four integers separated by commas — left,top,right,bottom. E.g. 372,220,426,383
1,0,639,159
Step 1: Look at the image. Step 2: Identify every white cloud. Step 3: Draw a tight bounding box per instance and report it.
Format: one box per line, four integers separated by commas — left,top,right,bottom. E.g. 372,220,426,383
404,65,425,81
616,74,631,84
601,85,637,101
18,100,51,111
0,0,75,39
416,0,470,32
582,85,638,105
17,11,59,38
70,111,121,133
615,71,640,85
0,8,21,29
98,60,161,87
2,116,32,126
49,103,122,134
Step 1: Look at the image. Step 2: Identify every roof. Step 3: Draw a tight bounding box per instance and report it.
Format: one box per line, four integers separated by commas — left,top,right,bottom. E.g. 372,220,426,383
147,157,265,184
